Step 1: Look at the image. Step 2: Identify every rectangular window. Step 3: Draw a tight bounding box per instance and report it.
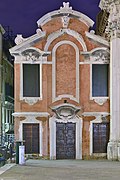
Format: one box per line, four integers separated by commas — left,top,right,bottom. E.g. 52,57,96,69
92,64,108,97
23,64,40,97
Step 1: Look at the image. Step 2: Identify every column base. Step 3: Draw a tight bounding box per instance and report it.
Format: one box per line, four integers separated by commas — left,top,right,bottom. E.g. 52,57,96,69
107,141,120,161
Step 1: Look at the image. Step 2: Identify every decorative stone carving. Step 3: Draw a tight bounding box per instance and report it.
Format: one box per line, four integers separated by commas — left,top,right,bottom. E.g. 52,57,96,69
36,28,43,35
81,48,110,64
99,0,119,11
24,98,40,105
22,49,41,62
94,98,108,105
61,16,70,28
60,2,72,11
99,0,120,38
15,35,27,45
21,48,50,63
51,103,80,119
90,50,109,63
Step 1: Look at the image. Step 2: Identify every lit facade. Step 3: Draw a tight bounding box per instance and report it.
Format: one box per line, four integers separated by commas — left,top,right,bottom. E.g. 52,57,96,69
10,2,114,159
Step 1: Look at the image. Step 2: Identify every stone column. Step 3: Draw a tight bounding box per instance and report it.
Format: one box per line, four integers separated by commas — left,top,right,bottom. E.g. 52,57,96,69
108,35,120,161
100,0,120,160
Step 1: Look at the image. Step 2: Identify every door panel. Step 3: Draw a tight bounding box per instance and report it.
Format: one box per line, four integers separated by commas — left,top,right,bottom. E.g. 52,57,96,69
93,123,109,153
56,122,76,159
23,124,39,154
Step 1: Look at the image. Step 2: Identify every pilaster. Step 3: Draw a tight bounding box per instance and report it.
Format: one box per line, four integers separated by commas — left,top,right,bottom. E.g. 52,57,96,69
100,0,120,160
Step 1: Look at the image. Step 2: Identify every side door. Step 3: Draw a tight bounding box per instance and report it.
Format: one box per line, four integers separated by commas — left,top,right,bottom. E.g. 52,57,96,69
23,124,39,154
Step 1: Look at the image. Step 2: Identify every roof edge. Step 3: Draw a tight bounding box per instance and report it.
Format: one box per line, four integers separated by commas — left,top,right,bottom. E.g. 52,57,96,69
37,2,94,28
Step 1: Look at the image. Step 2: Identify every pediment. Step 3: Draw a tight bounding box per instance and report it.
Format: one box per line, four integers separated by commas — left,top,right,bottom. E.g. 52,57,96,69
37,2,94,28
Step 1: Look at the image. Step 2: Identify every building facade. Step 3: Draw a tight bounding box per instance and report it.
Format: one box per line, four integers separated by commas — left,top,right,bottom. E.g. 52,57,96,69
10,2,112,160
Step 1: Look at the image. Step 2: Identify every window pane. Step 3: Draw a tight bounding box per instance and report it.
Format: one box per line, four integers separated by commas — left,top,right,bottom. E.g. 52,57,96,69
92,64,108,97
23,64,40,97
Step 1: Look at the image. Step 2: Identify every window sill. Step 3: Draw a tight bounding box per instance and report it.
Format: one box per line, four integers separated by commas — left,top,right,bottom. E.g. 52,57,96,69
21,97,42,105
90,97,109,106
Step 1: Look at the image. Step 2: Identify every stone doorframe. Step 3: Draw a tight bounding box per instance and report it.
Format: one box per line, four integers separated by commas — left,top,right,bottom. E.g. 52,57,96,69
49,103,82,159
49,115,82,159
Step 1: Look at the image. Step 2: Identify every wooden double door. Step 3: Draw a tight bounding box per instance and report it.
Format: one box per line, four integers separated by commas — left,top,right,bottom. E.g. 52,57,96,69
23,124,39,154
56,122,76,159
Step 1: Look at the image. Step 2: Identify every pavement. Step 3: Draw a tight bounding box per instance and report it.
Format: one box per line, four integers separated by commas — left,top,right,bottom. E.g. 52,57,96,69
0,159,120,180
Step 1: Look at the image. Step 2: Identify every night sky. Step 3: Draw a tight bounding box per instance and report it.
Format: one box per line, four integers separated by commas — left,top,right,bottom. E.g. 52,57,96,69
0,0,100,38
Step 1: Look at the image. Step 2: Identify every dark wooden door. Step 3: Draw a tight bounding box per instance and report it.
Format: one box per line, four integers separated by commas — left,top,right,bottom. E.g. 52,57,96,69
56,122,76,159
93,123,110,153
23,124,39,154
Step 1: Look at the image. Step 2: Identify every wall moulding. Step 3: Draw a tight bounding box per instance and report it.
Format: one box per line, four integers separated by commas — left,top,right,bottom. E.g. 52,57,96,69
12,112,50,118
52,40,80,103
44,28,87,52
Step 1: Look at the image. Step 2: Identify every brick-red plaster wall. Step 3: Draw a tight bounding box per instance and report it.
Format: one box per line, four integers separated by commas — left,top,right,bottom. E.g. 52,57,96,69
14,16,110,157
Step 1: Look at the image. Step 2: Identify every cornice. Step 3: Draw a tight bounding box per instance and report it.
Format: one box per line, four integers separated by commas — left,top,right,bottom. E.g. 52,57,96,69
37,2,94,28
85,31,109,47
12,112,50,117
9,29,46,55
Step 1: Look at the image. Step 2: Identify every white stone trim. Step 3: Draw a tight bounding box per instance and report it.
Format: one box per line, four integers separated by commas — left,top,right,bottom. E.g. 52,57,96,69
52,40,79,103
19,115,43,156
20,62,42,105
14,57,52,64
12,112,50,117
9,30,46,55
13,47,50,64
49,115,83,159
85,31,109,47
82,112,109,116
44,28,87,52
93,98,108,105
107,37,120,161
90,63,109,104
37,2,94,28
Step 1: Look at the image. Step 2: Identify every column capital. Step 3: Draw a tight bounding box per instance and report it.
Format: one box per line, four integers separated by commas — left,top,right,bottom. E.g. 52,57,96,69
99,0,120,11
99,0,120,39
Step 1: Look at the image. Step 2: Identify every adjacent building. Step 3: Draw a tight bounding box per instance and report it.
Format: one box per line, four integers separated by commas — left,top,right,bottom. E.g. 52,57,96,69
9,1,120,160
0,25,14,145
